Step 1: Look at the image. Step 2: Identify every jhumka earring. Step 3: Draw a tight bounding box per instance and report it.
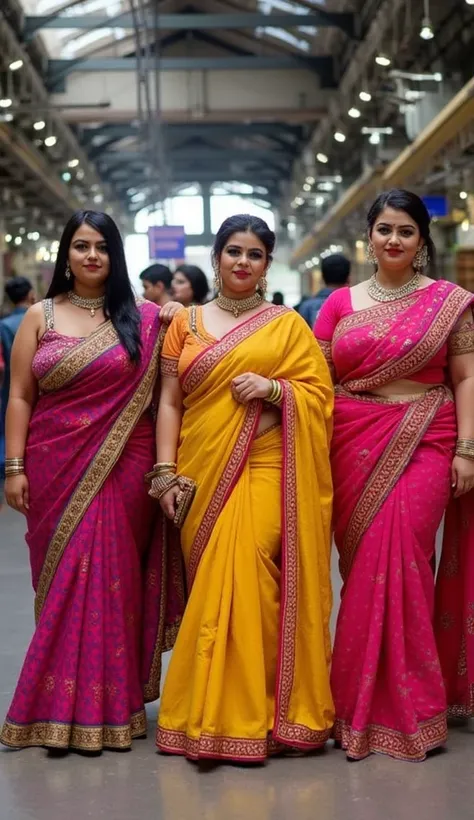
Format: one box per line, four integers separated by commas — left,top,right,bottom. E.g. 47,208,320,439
258,275,268,297
212,261,221,292
65,262,71,280
413,245,429,271
366,243,377,265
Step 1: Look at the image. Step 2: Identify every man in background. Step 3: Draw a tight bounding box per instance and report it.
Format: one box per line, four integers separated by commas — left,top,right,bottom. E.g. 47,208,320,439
299,253,351,329
140,263,173,308
271,291,285,306
0,277,35,499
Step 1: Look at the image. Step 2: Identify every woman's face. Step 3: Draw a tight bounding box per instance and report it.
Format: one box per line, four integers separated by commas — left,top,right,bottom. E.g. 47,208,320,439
218,231,268,296
172,272,194,306
68,223,110,290
370,207,423,273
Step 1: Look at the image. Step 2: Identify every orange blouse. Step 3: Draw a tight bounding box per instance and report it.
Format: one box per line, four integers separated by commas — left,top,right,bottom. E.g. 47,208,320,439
161,306,216,378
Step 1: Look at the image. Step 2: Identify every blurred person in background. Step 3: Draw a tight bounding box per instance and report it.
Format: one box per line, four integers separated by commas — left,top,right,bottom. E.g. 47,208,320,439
0,277,35,498
140,263,173,308
271,291,285,306
172,263,209,306
154,214,334,762
0,211,182,753
300,254,351,329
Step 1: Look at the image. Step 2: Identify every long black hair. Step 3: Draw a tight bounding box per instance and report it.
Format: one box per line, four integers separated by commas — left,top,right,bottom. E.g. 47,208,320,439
46,210,141,362
212,214,276,266
174,263,209,304
367,189,436,272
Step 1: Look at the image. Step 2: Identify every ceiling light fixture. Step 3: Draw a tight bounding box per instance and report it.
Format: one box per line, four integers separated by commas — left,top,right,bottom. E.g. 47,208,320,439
348,107,361,118
0,98,13,108
9,60,23,71
460,191,468,200
316,152,328,163
420,0,435,40
359,91,372,102
375,53,391,67
44,135,57,147
369,132,381,145
334,131,346,143
5,234,12,242
33,120,46,131
68,158,80,168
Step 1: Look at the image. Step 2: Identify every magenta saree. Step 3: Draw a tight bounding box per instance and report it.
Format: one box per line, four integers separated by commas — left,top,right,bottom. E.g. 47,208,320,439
315,280,474,761
0,300,183,752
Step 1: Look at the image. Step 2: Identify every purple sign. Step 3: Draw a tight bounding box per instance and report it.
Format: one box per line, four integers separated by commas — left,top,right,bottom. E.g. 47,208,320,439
148,225,186,260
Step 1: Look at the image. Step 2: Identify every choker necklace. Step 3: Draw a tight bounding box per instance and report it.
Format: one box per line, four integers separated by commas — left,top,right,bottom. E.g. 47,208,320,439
67,291,105,318
215,292,264,318
367,271,421,303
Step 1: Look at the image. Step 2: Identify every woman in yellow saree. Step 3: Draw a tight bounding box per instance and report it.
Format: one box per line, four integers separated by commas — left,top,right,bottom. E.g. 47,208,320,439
151,215,334,762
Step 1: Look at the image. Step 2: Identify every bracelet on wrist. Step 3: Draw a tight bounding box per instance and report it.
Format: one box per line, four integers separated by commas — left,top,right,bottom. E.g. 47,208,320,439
267,379,283,406
456,439,474,461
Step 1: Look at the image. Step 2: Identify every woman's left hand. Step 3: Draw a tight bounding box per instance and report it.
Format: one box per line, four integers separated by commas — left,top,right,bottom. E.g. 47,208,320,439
231,373,272,404
160,302,182,324
452,455,474,498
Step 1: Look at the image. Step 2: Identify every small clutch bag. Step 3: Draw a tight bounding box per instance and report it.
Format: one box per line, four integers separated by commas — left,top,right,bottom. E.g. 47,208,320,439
146,472,197,529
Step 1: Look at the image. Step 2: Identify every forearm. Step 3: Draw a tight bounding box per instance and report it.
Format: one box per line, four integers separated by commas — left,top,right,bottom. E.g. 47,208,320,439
454,375,474,439
5,397,34,459
155,401,183,464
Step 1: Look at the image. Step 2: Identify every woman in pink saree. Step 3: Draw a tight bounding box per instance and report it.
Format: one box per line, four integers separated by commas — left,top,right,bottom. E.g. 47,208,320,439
314,189,474,761
0,211,183,753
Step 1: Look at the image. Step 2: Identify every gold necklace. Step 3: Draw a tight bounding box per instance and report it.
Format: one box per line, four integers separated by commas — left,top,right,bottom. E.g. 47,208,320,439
67,291,105,318
215,292,264,318
367,272,421,303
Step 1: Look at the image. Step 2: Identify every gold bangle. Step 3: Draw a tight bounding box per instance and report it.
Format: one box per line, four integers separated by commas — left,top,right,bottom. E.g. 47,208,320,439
5,458,24,466
457,439,474,449
268,380,279,403
153,462,177,471
5,468,25,477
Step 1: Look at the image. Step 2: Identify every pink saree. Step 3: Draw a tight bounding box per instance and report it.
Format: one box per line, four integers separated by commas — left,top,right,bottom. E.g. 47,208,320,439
315,280,474,761
0,299,183,752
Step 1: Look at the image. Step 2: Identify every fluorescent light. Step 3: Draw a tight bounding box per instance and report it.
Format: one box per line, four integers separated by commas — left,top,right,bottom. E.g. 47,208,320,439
420,19,434,40
33,120,46,131
334,131,346,143
68,158,80,168
9,60,23,71
316,152,328,163
361,126,393,135
44,136,57,147
460,191,468,200
375,53,391,67
359,91,372,102
0,98,12,108
348,107,361,118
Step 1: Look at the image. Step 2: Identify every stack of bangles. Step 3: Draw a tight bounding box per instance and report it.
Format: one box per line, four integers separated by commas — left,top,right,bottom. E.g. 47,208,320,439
267,379,283,406
456,439,474,461
5,458,25,477
148,462,178,500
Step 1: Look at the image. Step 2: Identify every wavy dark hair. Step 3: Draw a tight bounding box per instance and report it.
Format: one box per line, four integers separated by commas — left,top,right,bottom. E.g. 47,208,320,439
46,210,141,362
212,214,276,267
174,263,209,304
367,189,436,272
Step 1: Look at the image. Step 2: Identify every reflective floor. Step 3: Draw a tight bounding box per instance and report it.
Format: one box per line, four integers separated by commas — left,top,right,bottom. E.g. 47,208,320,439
1,507,473,820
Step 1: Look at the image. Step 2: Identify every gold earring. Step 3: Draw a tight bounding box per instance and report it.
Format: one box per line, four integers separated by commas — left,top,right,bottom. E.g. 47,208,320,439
413,245,429,271
65,262,71,280
258,275,268,297
212,262,221,292
366,243,377,265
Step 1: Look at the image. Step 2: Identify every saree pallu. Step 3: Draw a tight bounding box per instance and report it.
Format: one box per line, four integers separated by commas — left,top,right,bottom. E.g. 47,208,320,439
1,301,183,752
156,307,335,762
318,281,474,761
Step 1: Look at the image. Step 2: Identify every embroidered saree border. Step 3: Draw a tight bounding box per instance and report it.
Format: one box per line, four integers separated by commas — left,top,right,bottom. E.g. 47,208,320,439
160,356,179,377
186,402,261,589
448,321,474,356
339,387,446,580
34,325,166,622
39,321,118,393
1,710,146,751
273,380,332,748
333,712,447,761
343,288,473,392
157,727,283,761
181,305,286,394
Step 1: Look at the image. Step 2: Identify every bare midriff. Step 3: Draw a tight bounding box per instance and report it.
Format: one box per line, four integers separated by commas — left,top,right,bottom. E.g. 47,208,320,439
257,406,281,435
366,379,443,399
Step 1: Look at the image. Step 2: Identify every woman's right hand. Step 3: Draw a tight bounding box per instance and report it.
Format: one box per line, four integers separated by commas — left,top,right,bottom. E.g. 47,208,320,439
5,474,30,514
159,485,181,520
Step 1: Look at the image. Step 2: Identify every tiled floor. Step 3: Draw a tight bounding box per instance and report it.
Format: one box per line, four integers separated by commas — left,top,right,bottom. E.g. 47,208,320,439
1,507,473,820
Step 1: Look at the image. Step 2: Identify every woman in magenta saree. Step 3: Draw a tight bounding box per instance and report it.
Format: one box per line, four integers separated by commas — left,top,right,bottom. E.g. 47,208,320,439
1,211,182,752
315,189,474,761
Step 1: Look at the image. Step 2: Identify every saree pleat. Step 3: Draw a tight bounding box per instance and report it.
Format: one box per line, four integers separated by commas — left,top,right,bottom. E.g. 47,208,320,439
1,302,182,751
157,307,334,761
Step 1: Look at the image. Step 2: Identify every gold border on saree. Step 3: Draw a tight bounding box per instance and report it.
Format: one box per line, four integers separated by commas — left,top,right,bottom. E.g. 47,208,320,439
0,710,146,751
333,712,447,761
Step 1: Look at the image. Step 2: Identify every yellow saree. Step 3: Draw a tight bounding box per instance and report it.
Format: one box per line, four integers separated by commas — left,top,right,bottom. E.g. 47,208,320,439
157,306,334,761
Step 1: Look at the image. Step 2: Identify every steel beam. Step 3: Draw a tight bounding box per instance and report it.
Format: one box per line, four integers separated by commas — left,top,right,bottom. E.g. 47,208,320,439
25,12,357,38
47,56,335,91
97,149,291,164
